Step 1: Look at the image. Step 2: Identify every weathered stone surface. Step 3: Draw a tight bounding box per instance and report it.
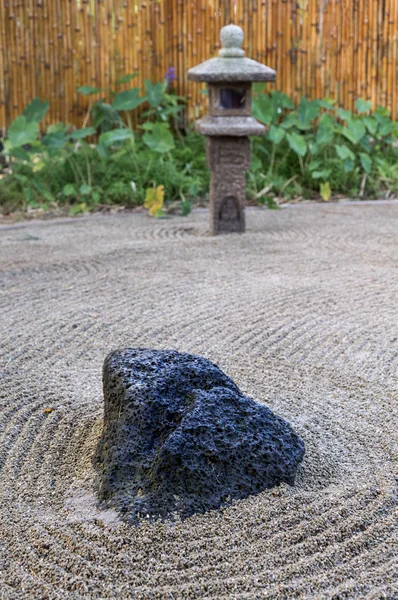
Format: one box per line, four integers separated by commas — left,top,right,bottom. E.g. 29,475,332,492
195,115,266,137
187,24,276,81
219,23,245,57
187,56,276,82
94,348,305,521
206,136,250,234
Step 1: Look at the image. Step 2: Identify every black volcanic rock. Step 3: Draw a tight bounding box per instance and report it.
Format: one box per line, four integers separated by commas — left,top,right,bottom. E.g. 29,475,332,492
94,348,305,520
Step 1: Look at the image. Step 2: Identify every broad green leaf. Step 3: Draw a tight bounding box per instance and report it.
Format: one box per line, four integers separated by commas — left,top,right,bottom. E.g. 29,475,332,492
312,169,332,180
308,140,321,155
8,115,39,148
298,97,320,125
286,131,307,157
23,98,49,123
295,121,313,132
140,122,155,131
63,184,77,197
77,86,103,95
42,129,68,149
364,116,378,135
347,118,366,142
252,94,273,125
308,160,322,172
316,120,334,146
359,135,373,153
96,144,109,160
92,102,123,130
250,154,262,172
68,127,96,140
335,144,355,161
47,122,69,134
337,108,352,121
343,159,355,172
144,79,166,107
280,112,300,130
355,98,372,114
318,98,336,109
271,91,295,112
142,123,175,153
79,184,92,196
111,88,144,111
181,198,192,216
188,183,198,196
144,185,165,216
116,73,138,85
268,125,285,144
320,181,331,201
375,106,390,117
92,191,101,203
319,112,335,127
359,153,372,174
340,126,358,145
4,143,30,160
379,120,394,136
99,128,134,147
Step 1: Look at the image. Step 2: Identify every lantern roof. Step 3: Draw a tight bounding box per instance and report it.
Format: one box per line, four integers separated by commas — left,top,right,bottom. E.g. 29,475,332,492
187,24,276,83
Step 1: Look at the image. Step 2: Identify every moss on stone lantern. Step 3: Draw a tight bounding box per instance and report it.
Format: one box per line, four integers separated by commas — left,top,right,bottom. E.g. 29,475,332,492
188,24,276,234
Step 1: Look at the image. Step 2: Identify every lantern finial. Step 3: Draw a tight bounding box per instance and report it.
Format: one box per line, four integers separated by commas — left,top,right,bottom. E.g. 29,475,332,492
219,24,245,58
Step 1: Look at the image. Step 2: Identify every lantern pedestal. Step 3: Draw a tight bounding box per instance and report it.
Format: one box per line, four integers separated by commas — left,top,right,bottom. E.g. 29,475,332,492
206,136,250,234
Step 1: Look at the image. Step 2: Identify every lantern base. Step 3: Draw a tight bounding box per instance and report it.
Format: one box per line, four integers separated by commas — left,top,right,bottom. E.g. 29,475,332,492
206,136,251,235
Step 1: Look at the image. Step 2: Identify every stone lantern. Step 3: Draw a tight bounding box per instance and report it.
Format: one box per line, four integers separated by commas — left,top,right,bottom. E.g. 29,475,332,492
188,24,276,234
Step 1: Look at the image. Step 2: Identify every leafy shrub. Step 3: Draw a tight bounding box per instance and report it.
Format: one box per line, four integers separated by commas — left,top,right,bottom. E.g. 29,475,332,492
249,88,398,202
1,78,397,217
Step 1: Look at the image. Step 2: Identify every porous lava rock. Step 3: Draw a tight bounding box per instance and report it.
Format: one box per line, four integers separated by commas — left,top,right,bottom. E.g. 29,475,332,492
94,348,305,520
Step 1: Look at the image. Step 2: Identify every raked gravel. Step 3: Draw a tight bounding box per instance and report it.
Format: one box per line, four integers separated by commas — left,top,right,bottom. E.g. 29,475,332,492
0,203,397,599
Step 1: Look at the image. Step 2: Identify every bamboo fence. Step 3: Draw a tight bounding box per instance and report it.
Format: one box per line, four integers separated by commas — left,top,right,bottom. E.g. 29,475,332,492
0,0,397,132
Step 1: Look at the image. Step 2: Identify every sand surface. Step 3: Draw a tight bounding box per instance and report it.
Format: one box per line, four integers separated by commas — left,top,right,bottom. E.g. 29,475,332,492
0,204,397,599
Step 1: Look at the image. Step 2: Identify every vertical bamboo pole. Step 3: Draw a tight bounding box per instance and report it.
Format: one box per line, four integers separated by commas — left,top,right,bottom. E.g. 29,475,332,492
284,0,290,100
357,0,363,103
368,0,375,108
385,0,391,113
322,0,330,99
351,0,358,106
269,0,275,86
390,0,398,118
295,0,303,100
7,0,17,116
46,0,54,123
15,0,23,114
0,0,6,133
381,0,388,108
339,0,345,108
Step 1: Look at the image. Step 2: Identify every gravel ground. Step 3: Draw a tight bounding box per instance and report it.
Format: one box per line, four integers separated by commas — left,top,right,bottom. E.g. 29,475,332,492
0,203,397,599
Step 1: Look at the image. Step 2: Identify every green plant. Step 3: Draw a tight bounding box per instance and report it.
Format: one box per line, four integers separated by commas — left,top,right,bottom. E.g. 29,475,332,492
1,85,398,217
77,73,144,132
250,89,398,201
